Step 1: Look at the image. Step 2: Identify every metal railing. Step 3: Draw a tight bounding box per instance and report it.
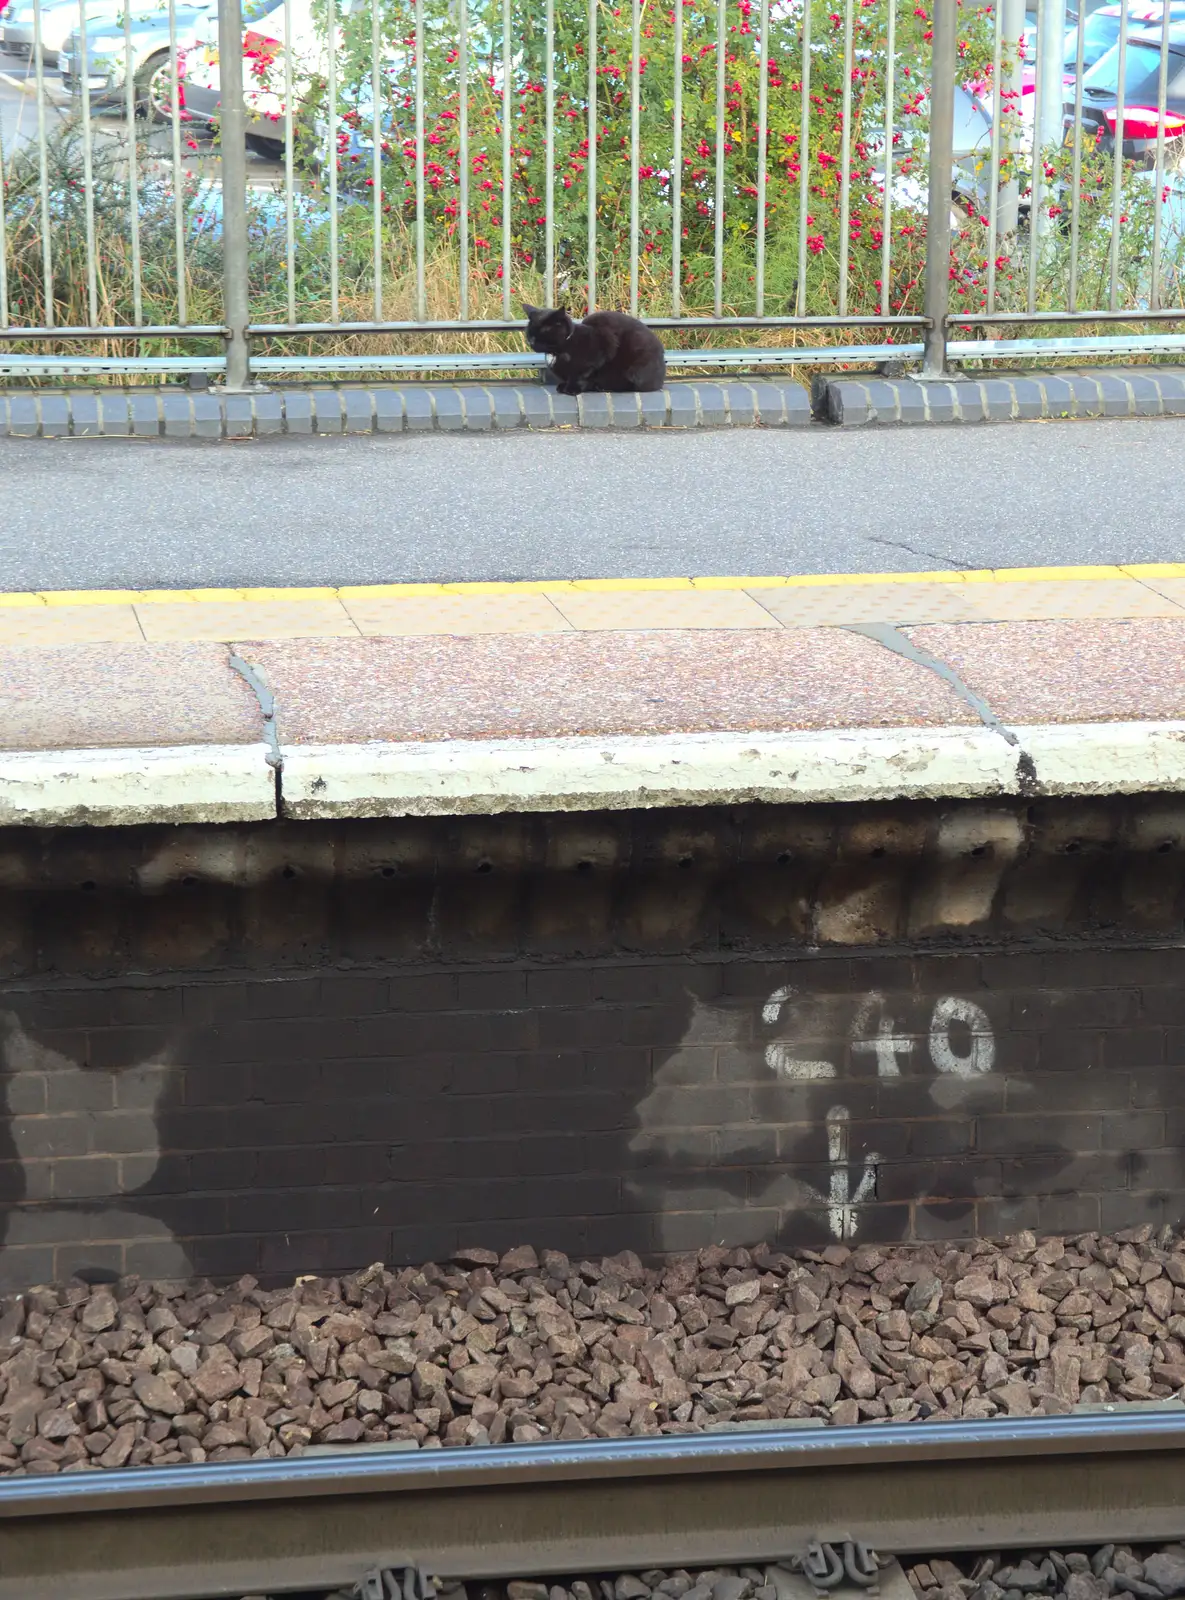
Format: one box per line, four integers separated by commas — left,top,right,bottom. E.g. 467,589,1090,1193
2,0,1185,381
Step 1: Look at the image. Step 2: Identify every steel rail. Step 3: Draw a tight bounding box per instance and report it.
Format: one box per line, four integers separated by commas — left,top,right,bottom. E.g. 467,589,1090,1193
0,1412,1183,1600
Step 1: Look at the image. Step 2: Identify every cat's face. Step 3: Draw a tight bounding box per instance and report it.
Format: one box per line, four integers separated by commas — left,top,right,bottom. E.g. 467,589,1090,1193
523,303,573,354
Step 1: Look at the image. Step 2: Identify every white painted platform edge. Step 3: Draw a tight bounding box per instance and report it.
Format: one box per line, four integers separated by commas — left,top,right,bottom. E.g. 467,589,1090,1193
277,722,1164,818
3,724,1183,825
1022,722,1185,794
0,744,277,826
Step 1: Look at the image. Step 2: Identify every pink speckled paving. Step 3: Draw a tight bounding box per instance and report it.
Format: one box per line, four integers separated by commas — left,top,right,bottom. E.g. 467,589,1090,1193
240,631,978,745
906,620,1185,726
1,618,1181,756
0,644,263,751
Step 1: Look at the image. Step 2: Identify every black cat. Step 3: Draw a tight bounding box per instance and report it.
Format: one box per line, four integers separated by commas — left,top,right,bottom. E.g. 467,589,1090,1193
523,304,666,395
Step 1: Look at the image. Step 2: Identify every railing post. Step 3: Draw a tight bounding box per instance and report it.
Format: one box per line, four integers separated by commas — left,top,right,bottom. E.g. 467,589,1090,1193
1035,0,1069,250
218,0,253,389
921,0,957,378
998,0,1024,235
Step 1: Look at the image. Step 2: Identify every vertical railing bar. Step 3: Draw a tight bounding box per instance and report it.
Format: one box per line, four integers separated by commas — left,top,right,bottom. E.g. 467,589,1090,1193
32,0,54,327
1108,16,1127,311
458,0,469,320
219,0,252,384
713,0,725,316
543,0,553,302
415,0,425,318
327,0,340,320
168,0,187,323
545,0,555,300
283,0,295,322
1067,0,1085,310
587,0,597,310
124,0,144,326
1151,0,1170,310
921,0,955,375
372,0,383,320
754,0,768,315
78,0,98,325
795,0,810,317
985,0,1003,313
879,0,895,318
502,0,511,317
837,0,853,315
629,0,640,312
0,113,8,328
671,0,681,315
1026,0,1045,313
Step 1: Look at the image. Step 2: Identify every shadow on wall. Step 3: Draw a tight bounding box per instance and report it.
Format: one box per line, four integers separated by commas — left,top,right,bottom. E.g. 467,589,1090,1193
0,953,1152,1291
0,1011,193,1285
0,794,1181,1289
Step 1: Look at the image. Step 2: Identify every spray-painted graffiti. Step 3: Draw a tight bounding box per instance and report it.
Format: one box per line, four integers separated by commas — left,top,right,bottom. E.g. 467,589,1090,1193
633,982,1001,1250
818,1106,878,1242
760,984,996,1238
762,986,996,1081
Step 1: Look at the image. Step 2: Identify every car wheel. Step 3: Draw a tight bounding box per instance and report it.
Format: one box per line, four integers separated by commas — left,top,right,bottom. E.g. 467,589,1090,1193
135,50,176,121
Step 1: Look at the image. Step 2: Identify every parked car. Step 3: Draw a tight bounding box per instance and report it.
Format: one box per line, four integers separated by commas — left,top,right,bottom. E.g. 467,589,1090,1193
1060,0,1185,73
866,83,996,221
1065,19,1185,158
1007,1,1184,102
182,0,304,154
1,0,130,58
180,0,367,156
58,0,215,115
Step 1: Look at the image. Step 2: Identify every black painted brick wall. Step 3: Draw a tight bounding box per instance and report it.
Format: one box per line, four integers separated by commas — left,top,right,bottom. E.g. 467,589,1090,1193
0,798,1182,1290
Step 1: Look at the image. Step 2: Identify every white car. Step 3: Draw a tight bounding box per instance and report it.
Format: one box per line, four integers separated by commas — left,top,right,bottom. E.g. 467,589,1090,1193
181,0,372,156
0,0,170,57
58,0,215,113
182,0,321,153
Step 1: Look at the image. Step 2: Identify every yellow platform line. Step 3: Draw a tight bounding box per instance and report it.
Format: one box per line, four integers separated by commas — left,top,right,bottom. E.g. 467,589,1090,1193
4,562,1184,609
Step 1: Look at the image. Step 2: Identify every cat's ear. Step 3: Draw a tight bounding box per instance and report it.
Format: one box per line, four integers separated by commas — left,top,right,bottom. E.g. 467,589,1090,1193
522,303,540,319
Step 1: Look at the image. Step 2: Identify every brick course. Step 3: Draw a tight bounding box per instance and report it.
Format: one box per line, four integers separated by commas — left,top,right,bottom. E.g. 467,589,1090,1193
0,798,1182,1288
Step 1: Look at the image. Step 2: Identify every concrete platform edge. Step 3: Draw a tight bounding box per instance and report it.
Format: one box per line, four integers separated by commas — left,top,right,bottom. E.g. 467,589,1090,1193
0,744,277,826
3,368,1184,436
0,381,813,437
810,367,1185,427
5,723,1185,824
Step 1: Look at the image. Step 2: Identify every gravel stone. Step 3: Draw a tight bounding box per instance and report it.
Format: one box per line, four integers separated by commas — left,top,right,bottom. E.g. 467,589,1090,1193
1066,1578,1111,1600
1009,1564,1047,1592
616,1577,652,1599
724,1281,762,1307
0,1229,1182,1473
132,1374,186,1416
80,1294,117,1333
394,1549,1185,1600
190,1364,242,1404
907,1552,1185,1600
1144,1557,1185,1597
